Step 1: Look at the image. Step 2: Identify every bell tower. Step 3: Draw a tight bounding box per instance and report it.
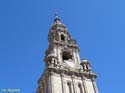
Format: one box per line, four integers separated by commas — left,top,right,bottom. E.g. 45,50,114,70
37,15,98,93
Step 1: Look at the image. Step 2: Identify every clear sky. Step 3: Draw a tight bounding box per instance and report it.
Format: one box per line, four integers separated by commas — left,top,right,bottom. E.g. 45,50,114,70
0,0,125,93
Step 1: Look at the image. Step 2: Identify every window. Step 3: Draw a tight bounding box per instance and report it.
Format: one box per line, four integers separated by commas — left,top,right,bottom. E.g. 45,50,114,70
62,51,72,60
86,64,89,70
78,84,82,93
61,34,65,41
67,82,72,93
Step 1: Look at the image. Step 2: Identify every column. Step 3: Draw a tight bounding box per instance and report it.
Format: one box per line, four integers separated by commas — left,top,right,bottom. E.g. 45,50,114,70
49,70,54,93
76,49,80,64
81,74,88,93
91,79,98,93
60,72,65,93
71,74,77,93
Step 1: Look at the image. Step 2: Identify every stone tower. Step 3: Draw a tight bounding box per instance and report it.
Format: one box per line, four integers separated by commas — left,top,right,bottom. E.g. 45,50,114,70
37,16,98,93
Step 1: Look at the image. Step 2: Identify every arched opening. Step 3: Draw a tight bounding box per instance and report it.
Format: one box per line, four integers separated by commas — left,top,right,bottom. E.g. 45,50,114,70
67,82,72,93
78,84,82,93
62,51,72,61
61,34,65,41
86,64,89,70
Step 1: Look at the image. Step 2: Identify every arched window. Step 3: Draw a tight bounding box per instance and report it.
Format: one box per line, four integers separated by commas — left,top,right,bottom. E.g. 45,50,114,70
67,82,72,93
62,51,72,61
78,84,82,93
86,64,89,70
61,34,65,41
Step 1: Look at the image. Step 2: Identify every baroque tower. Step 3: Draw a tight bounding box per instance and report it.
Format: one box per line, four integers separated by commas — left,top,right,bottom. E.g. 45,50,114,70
37,16,98,93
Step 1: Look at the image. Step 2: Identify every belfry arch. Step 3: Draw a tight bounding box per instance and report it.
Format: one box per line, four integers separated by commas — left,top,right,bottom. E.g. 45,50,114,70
62,51,72,61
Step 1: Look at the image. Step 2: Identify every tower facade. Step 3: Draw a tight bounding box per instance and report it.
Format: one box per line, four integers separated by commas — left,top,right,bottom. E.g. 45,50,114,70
37,16,98,93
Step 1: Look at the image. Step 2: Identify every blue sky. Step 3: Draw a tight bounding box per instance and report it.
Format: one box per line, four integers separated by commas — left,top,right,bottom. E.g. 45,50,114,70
0,0,125,93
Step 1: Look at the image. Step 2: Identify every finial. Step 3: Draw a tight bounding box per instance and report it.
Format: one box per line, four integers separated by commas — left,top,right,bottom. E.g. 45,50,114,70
54,13,60,22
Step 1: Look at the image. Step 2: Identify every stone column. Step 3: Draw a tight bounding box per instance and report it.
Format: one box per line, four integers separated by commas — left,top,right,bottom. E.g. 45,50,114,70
57,45,61,62
73,49,77,64
81,74,88,93
76,49,80,64
49,70,54,93
91,78,98,93
71,74,76,93
53,46,57,56
45,73,49,93
60,72,65,93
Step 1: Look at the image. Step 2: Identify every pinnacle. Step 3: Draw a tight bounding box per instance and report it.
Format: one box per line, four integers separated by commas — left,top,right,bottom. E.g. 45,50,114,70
54,13,61,22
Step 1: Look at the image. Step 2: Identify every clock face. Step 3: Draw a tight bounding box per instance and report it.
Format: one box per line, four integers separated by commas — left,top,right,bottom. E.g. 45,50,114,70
64,60,75,67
